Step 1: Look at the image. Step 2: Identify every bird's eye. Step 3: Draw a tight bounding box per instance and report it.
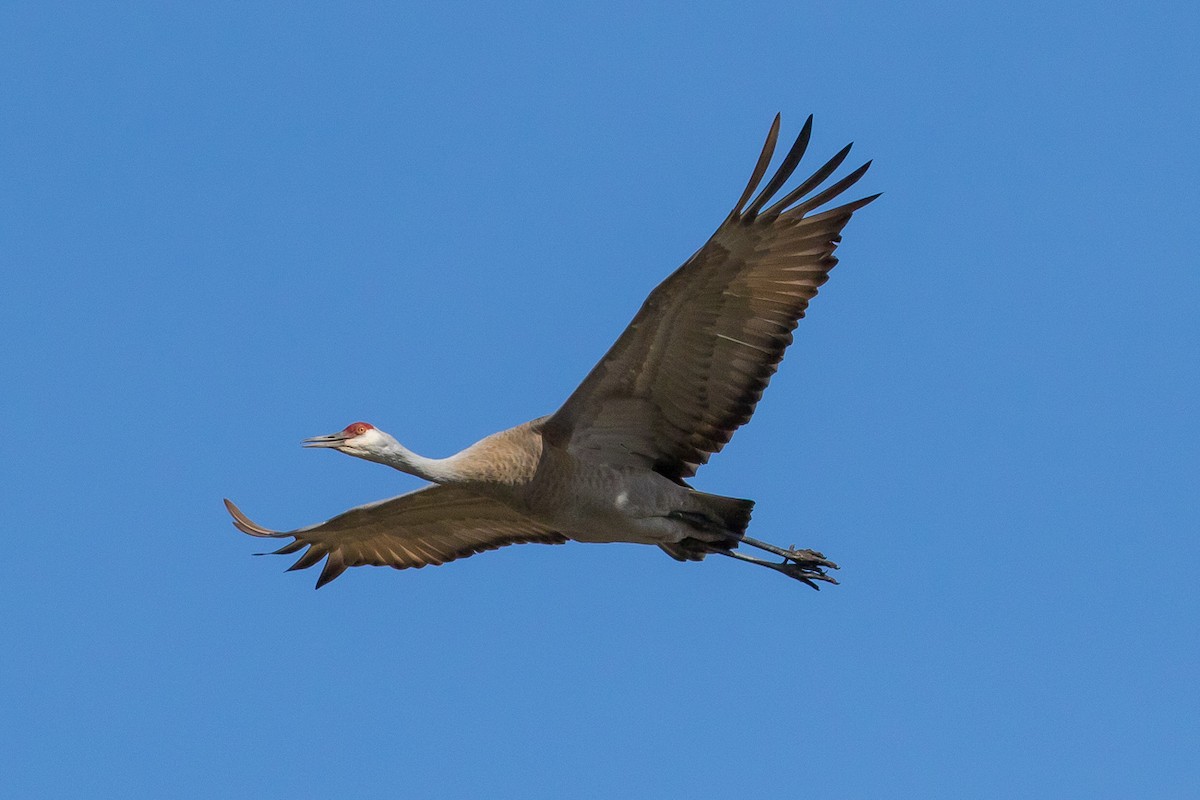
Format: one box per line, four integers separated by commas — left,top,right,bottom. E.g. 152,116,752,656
355,425,366,435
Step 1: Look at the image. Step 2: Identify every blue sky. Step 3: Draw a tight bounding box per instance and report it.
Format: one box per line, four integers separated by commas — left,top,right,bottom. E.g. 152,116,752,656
3,1,1198,797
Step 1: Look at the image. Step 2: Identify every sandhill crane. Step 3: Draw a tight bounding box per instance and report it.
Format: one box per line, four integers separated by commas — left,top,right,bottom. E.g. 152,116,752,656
225,114,877,590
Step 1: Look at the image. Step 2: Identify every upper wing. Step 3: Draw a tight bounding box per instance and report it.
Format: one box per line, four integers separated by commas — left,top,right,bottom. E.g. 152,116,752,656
224,485,566,588
541,115,878,482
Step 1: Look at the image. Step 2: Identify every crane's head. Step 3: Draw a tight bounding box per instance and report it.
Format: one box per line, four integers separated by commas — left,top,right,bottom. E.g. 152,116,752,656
302,421,387,458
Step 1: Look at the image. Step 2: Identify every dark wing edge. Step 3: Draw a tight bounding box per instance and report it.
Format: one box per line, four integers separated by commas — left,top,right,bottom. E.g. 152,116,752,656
731,113,880,229
223,493,567,589
542,114,879,481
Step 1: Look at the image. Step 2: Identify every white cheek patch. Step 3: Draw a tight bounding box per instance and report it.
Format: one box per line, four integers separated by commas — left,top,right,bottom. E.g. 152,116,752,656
615,491,630,510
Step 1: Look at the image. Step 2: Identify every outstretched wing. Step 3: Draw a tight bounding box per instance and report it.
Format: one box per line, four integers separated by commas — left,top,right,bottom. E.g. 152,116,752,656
225,485,566,588
542,115,878,482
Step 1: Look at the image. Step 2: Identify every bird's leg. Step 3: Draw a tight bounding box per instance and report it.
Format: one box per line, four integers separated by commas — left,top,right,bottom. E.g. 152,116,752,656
713,547,839,590
739,535,839,571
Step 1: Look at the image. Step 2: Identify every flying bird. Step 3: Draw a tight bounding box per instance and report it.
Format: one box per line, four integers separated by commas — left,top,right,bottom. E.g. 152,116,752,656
225,114,878,589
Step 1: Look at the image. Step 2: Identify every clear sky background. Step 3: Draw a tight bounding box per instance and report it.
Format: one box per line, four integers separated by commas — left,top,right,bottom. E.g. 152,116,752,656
2,2,1197,798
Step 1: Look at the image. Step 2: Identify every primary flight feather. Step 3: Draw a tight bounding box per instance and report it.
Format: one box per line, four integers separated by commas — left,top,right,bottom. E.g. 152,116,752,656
226,114,878,589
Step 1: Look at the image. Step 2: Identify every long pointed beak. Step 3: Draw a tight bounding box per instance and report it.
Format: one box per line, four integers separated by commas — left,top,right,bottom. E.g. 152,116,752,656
302,432,350,448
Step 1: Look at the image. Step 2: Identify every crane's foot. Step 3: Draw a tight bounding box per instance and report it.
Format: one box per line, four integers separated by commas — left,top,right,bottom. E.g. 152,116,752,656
776,559,839,590
780,545,838,572
714,545,839,590
741,536,839,570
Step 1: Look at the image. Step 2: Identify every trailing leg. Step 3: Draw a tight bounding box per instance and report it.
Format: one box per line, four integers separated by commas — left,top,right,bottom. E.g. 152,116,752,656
713,547,839,590
662,499,838,588
739,536,838,571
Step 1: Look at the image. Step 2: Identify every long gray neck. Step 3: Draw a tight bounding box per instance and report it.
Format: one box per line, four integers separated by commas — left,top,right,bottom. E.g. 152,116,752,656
368,438,460,483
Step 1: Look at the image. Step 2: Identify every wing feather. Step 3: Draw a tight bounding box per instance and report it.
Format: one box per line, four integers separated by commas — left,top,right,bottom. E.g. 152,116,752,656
745,115,813,219
730,113,781,217
543,116,878,481
224,485,566,588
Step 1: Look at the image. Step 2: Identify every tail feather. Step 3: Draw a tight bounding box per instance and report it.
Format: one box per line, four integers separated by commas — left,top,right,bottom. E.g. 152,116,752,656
662,493,755,565
693,492,755,535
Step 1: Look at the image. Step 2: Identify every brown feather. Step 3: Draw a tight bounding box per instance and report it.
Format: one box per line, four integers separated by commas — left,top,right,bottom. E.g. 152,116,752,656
225,485,567,588
761,142,855,219
744,114,813,220
729,114,780,218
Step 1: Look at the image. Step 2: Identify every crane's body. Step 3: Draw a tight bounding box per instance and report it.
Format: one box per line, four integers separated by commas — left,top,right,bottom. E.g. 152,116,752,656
418,418,738,546
225,114,876,589
482,438,697,546
303,418,742,547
